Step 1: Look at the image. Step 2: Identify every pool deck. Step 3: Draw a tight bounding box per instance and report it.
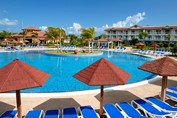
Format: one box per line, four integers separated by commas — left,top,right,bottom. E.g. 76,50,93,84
0,47,177,116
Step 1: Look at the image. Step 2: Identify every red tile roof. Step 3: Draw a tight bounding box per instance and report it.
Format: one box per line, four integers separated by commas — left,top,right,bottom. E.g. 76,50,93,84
22,26,41,31
98,38,108,42
73,58,130,85
0,59,50,93
138,57,177,76
112,38,121,42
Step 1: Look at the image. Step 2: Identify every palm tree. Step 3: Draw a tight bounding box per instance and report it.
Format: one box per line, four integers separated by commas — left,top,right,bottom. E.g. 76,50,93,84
80,27,96,53
0,30,12,40
20,29,28,43
45,27,66,52
31,32,39,44
165,34,171,49
139,31,148,41
67,34,78,45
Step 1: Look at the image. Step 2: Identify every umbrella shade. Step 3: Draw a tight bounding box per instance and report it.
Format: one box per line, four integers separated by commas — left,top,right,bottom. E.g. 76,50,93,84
135,42,145,46
73,58,130,116
112,38,121,42
151,43,159,48
2,40,10,43
0,59,50,118
11,40,18,44
138,57,177,101
98,38,108,42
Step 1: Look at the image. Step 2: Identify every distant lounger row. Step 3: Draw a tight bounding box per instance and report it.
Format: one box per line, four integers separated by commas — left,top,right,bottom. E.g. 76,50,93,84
62,46,76,50
133,49,171,56
114,46,127,52
2,91,177,118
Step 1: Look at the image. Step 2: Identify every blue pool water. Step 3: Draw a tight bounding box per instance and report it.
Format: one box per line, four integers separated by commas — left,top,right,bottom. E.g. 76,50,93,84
0,50,155,93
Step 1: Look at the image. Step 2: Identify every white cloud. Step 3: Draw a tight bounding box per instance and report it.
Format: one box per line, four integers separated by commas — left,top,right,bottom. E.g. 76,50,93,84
67,22,82,34
0,18,18,26
39,26,48,31
66,12,146,35
112,12,146,27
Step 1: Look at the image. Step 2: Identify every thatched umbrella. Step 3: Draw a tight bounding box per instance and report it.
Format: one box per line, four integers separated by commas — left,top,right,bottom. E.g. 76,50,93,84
112,38,121,47
138,57,177,101
0,59,50,118
151,43,160,51
73,58,130,116
135,42,145,49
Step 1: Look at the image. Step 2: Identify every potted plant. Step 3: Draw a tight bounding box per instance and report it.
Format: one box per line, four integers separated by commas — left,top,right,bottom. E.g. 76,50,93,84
74,49,78,54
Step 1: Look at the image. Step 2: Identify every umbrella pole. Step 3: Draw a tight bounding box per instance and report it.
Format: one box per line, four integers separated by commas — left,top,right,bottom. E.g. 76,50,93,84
99,85,104,117
16,90,22,118
161,76,168,101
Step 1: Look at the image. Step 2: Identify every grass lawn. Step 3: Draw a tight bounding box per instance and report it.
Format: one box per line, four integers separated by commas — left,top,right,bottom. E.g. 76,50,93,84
46,50,102,55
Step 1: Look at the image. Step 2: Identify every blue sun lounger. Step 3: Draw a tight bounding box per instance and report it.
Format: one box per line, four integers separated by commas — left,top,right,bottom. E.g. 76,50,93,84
103,104,125,118
145,97,177,117
166,91,177,102
131,99,172,118
24,110,43,118
0,110,17,118
79,105,99,118
62,107,79,118
116,102,147,118
167,87,177,93
44,109,60,118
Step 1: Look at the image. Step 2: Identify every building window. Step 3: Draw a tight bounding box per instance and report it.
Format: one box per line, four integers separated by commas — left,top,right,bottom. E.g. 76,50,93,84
175,30,177,34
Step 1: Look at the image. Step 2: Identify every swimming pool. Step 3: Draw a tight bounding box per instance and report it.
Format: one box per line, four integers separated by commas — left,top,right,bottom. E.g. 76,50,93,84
0,50,155,93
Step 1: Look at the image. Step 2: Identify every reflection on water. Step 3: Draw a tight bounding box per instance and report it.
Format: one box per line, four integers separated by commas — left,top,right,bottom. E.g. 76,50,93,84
0,50,154,92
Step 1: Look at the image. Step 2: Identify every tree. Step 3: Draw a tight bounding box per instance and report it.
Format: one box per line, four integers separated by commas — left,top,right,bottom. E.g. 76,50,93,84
31,32,39,44
139,31,148,41
80,27,96,53
45,27,66,52
67,34,78,45
165,34,171,49
20,29,28,43
0,30,12,40
129,38,138,45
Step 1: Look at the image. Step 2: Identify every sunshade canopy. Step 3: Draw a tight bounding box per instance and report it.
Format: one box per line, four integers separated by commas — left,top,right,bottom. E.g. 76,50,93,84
0,59,50,93
138,57,177,76
73,58,130,85
151,43,159,47
112,38,121,42
135,42,145,46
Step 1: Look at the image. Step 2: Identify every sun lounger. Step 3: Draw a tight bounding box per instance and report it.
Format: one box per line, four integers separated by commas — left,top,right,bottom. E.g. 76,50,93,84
79,105,99,118
131,99,172,118
167,87,177,93
145,97,177,116
44,109,60,118
62,107,79,118
24,110,43,118
103,104,125,118
166,91,177,102
0,110,17,118
116,102,147,118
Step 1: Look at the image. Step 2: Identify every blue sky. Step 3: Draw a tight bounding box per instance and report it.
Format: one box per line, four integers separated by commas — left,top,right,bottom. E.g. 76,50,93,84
0,0,177,34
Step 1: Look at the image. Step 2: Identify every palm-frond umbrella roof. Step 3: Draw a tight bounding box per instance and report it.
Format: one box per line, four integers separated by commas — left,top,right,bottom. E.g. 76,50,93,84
135,42,145,46
151,43,159,48
98,38,108,42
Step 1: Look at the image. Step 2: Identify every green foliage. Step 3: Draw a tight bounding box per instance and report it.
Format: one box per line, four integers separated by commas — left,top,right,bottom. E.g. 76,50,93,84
129,38,138,45
0,30,12,40
94,34,107,40
80,27,96,40
165,34,171,49
171,44,177,55
139,31,148,40
67,34,78,45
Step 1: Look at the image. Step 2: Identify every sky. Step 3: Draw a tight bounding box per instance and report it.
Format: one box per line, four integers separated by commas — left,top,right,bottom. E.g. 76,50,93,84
0,0,177,35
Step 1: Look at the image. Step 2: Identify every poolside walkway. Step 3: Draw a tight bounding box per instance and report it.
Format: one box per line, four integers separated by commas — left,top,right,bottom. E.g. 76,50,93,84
0,76,177,115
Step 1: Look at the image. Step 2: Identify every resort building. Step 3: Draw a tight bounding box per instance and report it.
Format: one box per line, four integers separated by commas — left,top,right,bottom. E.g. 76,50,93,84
105,25,177,42
9,26,46,44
